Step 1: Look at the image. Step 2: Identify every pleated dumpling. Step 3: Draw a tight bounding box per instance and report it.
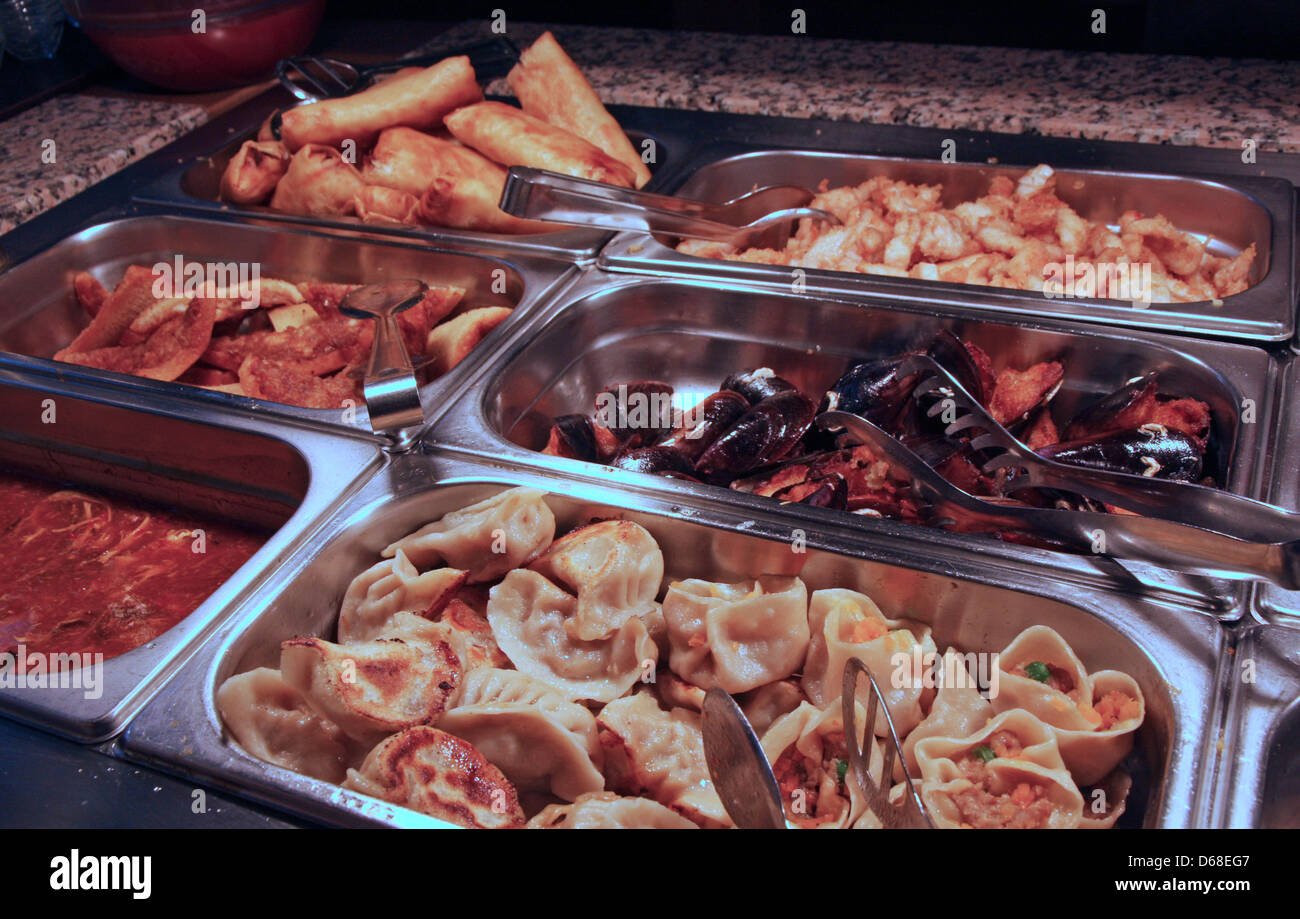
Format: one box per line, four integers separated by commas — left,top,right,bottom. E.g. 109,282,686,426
280,628,463,745
801,587,936,738
899,647,995,780
596,692,732,828
439,667,605,801
215,667,351,783
528,791,698,829
527,519,663,640
344,726,525,828
382,486,556,583
992,626,1145,785
486,569,658,702
337,550,466,643
760,697,884,829
663,576,809,693
913,708,1084,829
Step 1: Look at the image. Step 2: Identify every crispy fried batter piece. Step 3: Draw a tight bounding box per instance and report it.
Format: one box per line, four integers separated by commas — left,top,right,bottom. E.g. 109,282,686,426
988,361,1064,426
57,298,216,381
237,355,362,409
203,317,372,375
58,265,160,354
72,271,109,317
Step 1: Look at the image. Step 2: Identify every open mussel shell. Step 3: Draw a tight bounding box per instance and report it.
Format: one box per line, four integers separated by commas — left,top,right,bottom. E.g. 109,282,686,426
610,445,699,477
1062,372,1159,440
1039,425,1204,482
695,389,817,483
773,472,849,510
721,367,798,405
543,413,600,461
596,380,676,442
655,390,750,462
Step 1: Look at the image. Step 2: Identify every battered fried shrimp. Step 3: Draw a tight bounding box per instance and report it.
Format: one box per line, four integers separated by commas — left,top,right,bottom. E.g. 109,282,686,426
679,165,1257,303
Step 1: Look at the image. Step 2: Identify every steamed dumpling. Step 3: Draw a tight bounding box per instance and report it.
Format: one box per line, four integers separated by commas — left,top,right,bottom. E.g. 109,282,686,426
487,569,658,703
527,520,663,640
596,692,732,828
337,550,466,643
216,667,351,783
344,725,524,828
439,667,605,801
662,576,809,693
528,791,698,829
382,487,555,582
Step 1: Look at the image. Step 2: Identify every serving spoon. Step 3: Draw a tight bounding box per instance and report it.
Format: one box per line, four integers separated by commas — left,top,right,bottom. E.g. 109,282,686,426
339,279,427,435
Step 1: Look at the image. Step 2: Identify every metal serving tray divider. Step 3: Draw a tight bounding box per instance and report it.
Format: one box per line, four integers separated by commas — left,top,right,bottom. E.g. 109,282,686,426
1211,619,1300,828
1257,356,1300,623
598,141,1297,343
0,370,383,742
0,210,580,443
128,88,680,264
120,449,1224,828
429,269,1280,616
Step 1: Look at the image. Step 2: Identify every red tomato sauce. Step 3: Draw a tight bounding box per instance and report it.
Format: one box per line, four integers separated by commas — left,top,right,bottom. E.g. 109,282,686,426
0,475,268,661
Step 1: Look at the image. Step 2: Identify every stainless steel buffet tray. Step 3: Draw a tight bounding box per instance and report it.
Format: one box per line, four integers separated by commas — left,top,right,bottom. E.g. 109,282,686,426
0,369,382,742
131,88,673,262
600,142,1297,342
432,271,1280,615
1257,357,1300,622
1212,621,1300,828
0,213,577,437
120,451,1223,828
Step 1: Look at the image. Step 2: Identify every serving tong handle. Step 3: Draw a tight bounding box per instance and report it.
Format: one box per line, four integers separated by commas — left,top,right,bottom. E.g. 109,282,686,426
276,37,520,102
841,658,935,829
500,166,841,245
339,279,427,436
818,410,1300,588
904,353,1300,546
701,688,787,829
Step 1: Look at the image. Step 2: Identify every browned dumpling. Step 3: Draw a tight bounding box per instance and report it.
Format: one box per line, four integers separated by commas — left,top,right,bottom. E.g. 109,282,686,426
269,144,364,218
219,139,290,205
345,726,524,828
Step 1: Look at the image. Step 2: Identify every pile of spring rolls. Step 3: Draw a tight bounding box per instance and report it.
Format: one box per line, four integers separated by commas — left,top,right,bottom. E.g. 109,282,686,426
219,32,650,234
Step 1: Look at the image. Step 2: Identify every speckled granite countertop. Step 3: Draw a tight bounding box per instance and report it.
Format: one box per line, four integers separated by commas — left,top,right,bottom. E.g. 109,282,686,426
3,19,1298,235
0,94,207,236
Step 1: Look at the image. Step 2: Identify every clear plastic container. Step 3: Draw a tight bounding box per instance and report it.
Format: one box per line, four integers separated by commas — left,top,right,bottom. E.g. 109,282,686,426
0,0,64,61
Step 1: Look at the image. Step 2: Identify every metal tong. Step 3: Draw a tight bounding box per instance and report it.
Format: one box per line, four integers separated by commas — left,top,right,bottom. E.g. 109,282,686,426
701,688,787,829
841,658,935,829
339,279,427,436
276,37,520,102
819,400,1300,587
500,166,841,247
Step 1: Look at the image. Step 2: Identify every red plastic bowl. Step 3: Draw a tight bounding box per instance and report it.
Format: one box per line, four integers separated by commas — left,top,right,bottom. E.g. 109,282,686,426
64,0,327,92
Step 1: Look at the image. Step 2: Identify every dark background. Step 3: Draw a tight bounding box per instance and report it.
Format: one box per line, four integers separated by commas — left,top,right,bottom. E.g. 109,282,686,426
338,0,1300,60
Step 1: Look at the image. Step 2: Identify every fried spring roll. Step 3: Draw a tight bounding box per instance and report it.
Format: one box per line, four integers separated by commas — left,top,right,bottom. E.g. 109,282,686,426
507,31,651,188
219,139,290,205
279,56,483,152
418,170,553,234
270,144,365,218
361,126,487,198
354,185,421,225
443,101,636,188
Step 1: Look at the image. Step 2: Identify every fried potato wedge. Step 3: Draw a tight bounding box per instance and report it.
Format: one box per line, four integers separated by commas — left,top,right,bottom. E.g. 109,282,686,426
424,306,513,376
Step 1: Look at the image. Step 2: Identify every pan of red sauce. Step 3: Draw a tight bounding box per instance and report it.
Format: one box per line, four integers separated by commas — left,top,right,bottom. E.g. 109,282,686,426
0,473,268,662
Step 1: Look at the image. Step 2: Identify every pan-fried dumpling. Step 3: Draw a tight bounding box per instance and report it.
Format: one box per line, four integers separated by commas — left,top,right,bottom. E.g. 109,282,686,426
487,569,657,702
760,697,884,829
596,692,732,828
435,597,510,670
382,486,556,582
801,587,936,738
991,626,1145,785
280,630,463,744
663,576,809,693
337,550,466,643
527,519,663,640
899,648,994,780
439,667,604,801
913,708,1084,829
528,791,698,829
344,726,524,828
215,667,351,783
